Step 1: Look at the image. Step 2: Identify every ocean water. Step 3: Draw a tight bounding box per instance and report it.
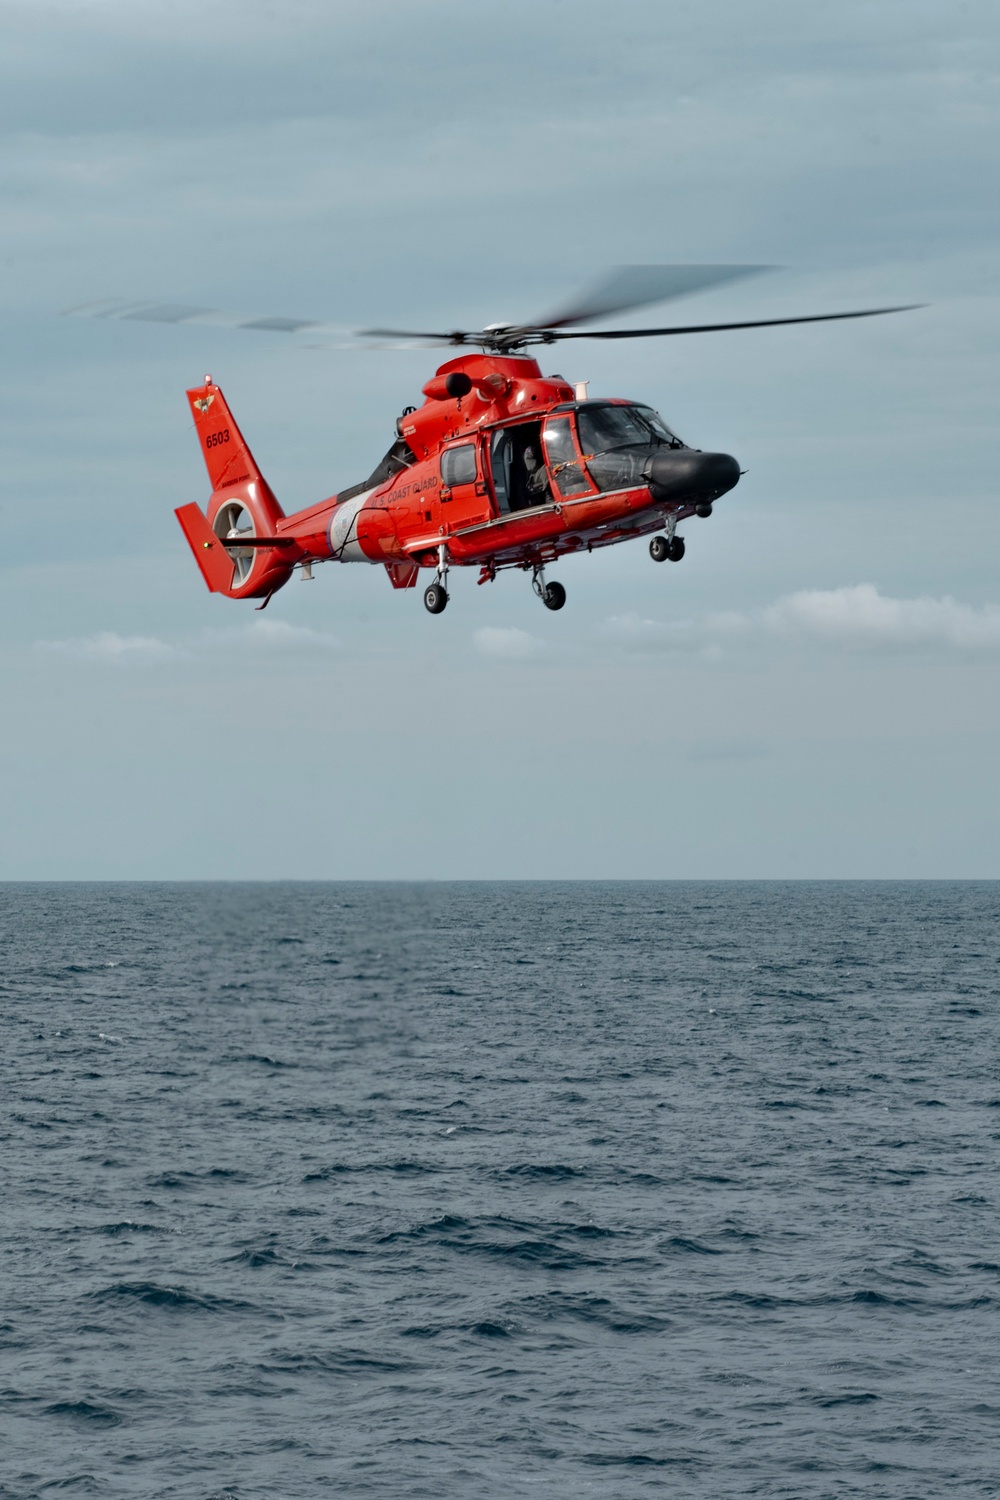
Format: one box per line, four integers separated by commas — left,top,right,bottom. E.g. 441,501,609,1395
2,881,998,1499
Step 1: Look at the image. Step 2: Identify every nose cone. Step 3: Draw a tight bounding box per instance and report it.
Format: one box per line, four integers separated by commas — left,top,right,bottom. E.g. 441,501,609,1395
646,450,741,504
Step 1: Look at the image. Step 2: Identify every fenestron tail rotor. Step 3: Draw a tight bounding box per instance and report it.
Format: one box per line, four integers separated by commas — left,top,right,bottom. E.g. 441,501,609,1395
213,499,256,586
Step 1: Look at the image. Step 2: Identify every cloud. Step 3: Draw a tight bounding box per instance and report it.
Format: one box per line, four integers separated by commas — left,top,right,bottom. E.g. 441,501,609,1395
600,586,1000,656
599,612,713,654
34,617,340,663
36,630,178,661
197,618,341,654
473,626,543,660
762,584,1000,650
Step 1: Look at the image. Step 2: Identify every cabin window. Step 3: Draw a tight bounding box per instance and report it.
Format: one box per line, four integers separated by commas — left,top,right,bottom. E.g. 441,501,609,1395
441,444,477,486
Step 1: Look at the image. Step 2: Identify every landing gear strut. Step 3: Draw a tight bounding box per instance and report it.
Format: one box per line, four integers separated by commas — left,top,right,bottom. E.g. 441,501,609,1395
424,543,450,614
532,564,566,611
650,513,685,563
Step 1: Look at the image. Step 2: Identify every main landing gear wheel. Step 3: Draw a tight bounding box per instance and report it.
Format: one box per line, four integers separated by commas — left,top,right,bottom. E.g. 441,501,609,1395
542,581,566,611
650,534,686,562
424,582,448,614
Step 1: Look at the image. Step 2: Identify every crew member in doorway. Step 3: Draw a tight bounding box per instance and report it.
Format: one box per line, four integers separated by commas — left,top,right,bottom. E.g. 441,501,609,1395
523,445,551,506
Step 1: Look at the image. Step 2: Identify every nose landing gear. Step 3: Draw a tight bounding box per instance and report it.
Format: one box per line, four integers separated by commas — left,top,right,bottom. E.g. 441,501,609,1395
650,534,685,563
650,514,685,563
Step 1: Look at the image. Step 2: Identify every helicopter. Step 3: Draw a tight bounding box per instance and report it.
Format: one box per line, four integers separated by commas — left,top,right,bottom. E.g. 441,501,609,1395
71,266,915,614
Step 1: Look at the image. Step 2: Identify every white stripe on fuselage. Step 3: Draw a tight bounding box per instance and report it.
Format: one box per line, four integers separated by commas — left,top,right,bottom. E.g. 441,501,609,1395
328,488,378,562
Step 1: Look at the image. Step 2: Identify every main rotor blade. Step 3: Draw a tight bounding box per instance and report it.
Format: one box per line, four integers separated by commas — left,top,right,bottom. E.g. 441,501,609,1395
541,305,922,341
356,266,775,346
526,264,772,332
355,327,472,345
62,300,351,340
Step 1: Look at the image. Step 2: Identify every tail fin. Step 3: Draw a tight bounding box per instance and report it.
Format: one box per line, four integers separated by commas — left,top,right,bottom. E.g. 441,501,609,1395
175,501,241,593
186,377,284,525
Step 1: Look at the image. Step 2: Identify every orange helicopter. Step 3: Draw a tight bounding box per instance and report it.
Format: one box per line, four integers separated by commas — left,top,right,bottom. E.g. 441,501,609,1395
72,266,914,614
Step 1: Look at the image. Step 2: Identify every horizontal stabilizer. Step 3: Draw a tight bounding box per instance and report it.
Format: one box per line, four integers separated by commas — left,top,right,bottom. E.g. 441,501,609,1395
217,535,295,548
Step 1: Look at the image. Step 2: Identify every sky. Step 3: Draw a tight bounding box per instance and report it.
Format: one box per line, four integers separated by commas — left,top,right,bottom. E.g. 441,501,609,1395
0,0,998,878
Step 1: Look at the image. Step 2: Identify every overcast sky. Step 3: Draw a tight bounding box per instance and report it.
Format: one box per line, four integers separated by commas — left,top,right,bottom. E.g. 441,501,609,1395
1,0,998,878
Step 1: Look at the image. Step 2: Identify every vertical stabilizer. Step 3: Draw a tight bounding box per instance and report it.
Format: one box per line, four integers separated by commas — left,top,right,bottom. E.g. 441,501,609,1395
186,378,283,527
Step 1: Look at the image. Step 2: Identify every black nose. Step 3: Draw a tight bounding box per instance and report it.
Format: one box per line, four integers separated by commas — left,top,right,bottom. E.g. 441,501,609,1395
646,450,741,503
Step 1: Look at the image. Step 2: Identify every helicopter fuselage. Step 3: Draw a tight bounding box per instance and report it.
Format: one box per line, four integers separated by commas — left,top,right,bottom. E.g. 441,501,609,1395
176,351,741,608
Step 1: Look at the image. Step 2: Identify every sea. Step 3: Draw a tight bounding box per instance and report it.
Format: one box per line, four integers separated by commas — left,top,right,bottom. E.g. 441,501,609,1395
2,881,998,1499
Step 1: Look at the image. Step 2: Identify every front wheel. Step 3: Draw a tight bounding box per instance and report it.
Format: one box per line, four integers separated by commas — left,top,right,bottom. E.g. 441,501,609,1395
667,535,685,562
649,534,670,563
542,581,566,611
424,582,448,614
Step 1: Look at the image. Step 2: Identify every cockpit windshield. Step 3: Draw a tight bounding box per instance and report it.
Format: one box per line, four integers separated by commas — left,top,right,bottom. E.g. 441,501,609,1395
574,404,684,494
634,406,683,446
577,404,683,457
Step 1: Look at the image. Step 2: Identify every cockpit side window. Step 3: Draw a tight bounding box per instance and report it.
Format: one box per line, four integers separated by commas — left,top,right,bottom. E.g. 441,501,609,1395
541,417,591,498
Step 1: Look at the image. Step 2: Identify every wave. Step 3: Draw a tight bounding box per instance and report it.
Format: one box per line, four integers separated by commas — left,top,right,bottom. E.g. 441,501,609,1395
256,1350,413,1377
511,1292,671,1335
98,1220,165,1236
83,1282,257,1314
227,1247,284,1268
43,1400,123,1426
502,1163,582,1180
661,1235,725,1255
303,1160,436,1181
814,1391,880,1407
376,1214,614,1270
582,1451,687,1468
467,1320,516,1338
146,1168,249,1189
